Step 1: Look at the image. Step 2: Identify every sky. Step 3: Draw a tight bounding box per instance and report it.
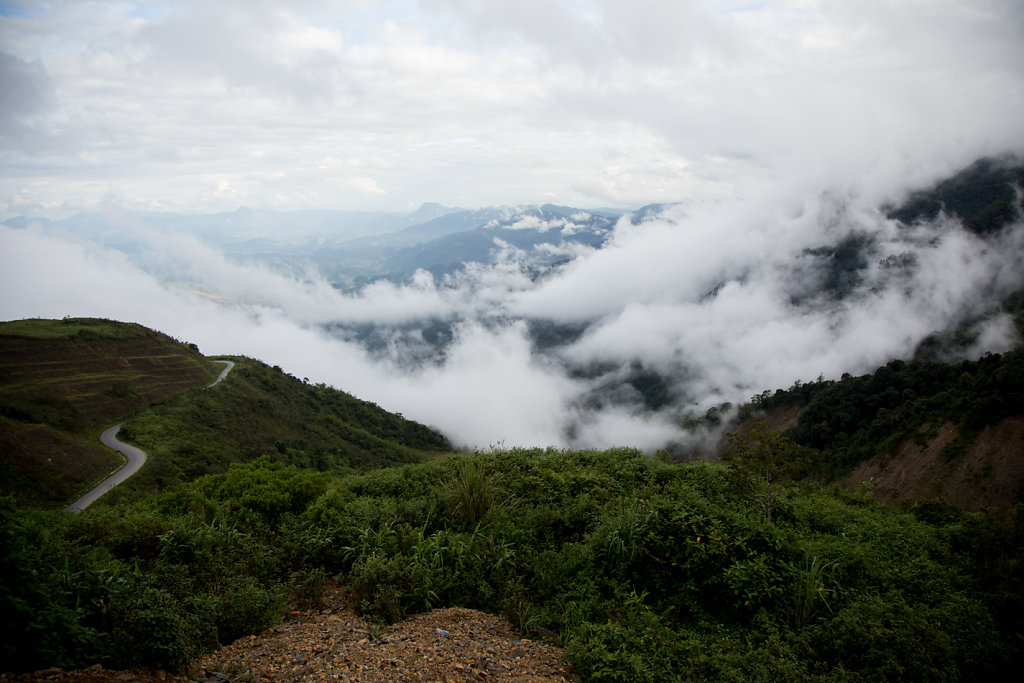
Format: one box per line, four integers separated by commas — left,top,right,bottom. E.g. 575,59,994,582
1,0,1022,217
2,1,1024,451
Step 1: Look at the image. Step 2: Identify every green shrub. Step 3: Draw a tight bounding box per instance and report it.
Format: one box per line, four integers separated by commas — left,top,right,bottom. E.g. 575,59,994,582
211,576,284,644
109,580,213,671
348,551,409,623
2,449,1018,679
566,595,691,683
446,457,498,528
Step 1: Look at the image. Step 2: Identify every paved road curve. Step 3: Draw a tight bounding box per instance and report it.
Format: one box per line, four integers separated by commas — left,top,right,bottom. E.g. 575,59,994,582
207,359,235,387
66,359,235,513
66,423,147,513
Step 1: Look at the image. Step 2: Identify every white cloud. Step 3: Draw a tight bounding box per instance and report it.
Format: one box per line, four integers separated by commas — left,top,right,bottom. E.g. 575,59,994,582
3,162,1023,452
2,1,1020,216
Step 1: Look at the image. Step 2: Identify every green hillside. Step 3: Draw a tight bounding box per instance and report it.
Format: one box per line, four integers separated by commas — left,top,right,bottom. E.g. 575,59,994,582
3,448,1022,680
111,356,452,500
0,318,450,508
2,316,1023,679
0,317,218,429
749,350,1024,477
0,318,221,506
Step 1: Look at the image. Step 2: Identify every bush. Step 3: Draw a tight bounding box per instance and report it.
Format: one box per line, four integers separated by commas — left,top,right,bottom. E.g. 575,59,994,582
211,575,284,644
2,449,1018,679
109,580,213,671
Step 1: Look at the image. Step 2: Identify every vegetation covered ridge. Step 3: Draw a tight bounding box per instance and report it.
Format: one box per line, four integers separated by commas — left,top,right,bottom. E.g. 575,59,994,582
2,446,1022,681
0,317,221,506
110,355,452,501
0,317,452,508
743,348,1024,507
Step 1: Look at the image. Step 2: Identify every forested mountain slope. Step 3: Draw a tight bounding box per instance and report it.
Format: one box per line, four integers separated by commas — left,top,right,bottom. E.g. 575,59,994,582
738,349,1024,507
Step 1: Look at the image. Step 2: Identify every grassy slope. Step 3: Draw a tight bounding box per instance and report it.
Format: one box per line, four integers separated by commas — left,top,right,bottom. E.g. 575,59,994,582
0,318,220,507
0,318,451,508
110,356,452,500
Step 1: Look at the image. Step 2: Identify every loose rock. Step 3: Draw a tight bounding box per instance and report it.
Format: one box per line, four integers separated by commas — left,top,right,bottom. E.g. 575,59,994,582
2,585,572,683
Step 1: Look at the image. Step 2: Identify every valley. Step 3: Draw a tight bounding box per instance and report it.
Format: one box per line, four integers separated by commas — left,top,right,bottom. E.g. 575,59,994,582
2,157,1023,682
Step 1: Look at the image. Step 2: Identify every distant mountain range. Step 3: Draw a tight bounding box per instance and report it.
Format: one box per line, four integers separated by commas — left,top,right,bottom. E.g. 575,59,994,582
3,202,639,285
312,203,625,284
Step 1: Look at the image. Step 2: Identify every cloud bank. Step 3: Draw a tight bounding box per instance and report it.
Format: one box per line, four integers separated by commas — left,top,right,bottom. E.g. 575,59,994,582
2,1,1023,450
3,169,1021,451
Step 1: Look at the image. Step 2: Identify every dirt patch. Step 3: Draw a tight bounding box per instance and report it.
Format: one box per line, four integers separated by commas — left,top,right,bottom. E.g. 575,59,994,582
757,404,803,434
843,415,1024,508
3,585,572,683
191,605,571,682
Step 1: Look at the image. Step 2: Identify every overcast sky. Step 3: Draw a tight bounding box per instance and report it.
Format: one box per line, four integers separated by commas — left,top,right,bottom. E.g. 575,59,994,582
2,0,1022,218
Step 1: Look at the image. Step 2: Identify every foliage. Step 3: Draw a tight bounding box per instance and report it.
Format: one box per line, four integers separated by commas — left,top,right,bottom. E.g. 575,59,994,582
801,231,874,301
723,424,815,524
2,450,1020,679
888,155,1024,236
791,555,837,629
446,456,499,527
114,357,450,500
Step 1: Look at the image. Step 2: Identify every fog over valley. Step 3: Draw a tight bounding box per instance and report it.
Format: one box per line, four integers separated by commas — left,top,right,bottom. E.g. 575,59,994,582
4,163,1023,450
2,0,1023,450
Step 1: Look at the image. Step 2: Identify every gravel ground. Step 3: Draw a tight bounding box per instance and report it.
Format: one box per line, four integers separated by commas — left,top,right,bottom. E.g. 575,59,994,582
3,585,573,683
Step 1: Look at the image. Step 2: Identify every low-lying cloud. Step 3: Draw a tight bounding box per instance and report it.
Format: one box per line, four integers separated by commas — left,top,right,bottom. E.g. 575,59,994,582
3,165,1021,452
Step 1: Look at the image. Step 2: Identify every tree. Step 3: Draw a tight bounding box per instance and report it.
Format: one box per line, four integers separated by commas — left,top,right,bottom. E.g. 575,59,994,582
724,423,808,524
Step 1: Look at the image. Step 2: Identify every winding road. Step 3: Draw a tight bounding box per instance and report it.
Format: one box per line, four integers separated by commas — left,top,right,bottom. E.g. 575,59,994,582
66,359,234,513
207,359,235,388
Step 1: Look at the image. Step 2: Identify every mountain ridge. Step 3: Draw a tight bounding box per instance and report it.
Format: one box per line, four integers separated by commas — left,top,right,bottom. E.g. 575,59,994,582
0,317,450,508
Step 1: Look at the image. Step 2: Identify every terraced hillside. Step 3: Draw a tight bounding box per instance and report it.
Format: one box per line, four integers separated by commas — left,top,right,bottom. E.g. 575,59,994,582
1,317,453,509
0,318,221,506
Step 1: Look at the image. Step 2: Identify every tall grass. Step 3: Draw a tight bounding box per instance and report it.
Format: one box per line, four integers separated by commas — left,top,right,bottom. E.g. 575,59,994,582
792,555,837,628
447,457,497,526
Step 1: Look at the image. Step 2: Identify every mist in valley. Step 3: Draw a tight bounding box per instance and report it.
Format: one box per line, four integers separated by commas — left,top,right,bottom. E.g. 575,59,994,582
2,0,1023,450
